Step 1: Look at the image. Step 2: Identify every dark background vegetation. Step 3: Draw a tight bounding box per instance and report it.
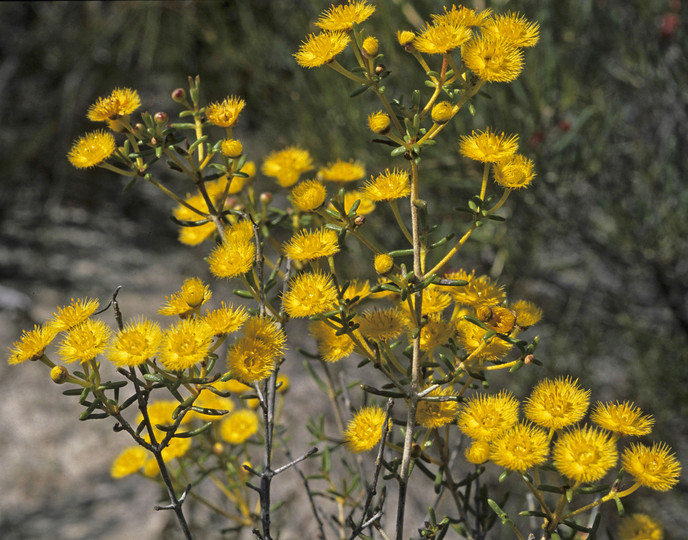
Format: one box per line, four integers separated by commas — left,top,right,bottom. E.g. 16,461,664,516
0,1,686,538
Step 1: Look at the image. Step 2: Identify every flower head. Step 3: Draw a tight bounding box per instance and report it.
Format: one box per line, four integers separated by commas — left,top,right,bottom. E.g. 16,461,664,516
525,377,590,430
159,277,212,317
262,146,314,187
618,513,664,540
357,307,406,342
482,12,540,48
397,30,415,47
159,319,214,371
206,96,246,127
309,320,355,362
494,154,535,188
511,299,542,328
318,159,366,183
208,239,256,279
220,409,259,444
368,111,391,134
462,36,524,83
87,87,140,123
553,426,618,484
49,297,101,332
291,179,327,212
418,317,454,352
283,228,340,262
431,101,455,124
374,253,394,275
202,302,248,337
459,129,519,163
345,405,387,452
455,318,512,362
67,130,116,168
111,446,147,479
340,190,376,215
107,318,162,367
8,324,57,364
465,440,492,464
457,390,519,441
283,272,339,318
431,5,492,28
591,401,654,437
622,442,681,491
58,319,112,364
414,22,472,54
221,138,243,158
188,382,235,422
362,168,411,201
316,0,375,31
417,387,461,429
227,317,286,384
489,422,550,472
295,31,350,68
445,270,506,307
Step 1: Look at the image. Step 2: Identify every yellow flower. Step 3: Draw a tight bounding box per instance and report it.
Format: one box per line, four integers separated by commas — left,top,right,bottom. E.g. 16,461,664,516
431,5,492,28
316,0,375,31
618,514,664,540
361,168,411,201
431,101,455,124
396,30,415,47
489,422,550,472
107,318,162,367
342,279,370,303
318,159,366,183
416,387,460,429
362,36,379,57
227,219,255,244
206,96,246,127
67,130,116,169
462,36,524,83
202,302,248,337
291,179,327,212
368,111,391,134
591,401,654,437
482,11,540,48
220,409,259,444
283,272,339,318
159,277,212,317
159,319,214,371
309,320,355,362
414,22,472,54
276,374,290,392
410,287,453,316
221,138,243,158
458,129,519,163
445,269,506,307
140,400,192,429
374,253,394,275
87,87,141,122
262,146,314,187
227,316,286,384
457,390,519,441
294,31,351,69
188,382,235,422
58,319,111,364
345,405,387,452
418,317,454,352
283,228,340,262
511,299,542,328
494,154,535,188
341,190,376,215
357,307,406,342
50,365,69,384
455,319,512,362
111,446,147,479
465,440,491,464
8,324,57,364
208,240,256,279
621,442,681,491
553,426,618,484
178,222,217,246
525,377,590,430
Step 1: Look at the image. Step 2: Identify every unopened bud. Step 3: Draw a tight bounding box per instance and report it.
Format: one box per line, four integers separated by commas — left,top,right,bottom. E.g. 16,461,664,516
259,192,273,205
133,123,146,136
362,37,379,58
375,64,386,76
50,365,69,384
374,253,394,275
154,112,168,124
431,101,454,124
171,88,186,102
221,138,243,158
354,215,366,227
212,442,224,456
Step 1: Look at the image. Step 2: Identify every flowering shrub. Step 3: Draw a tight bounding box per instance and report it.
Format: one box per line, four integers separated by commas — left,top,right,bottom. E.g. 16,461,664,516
8,2,680,539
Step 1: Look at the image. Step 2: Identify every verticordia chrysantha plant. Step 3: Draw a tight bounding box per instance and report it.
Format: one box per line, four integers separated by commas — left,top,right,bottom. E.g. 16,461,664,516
9,2,680,539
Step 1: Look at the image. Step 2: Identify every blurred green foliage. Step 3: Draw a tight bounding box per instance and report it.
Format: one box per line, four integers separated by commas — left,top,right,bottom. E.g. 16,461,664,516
2,0,686,533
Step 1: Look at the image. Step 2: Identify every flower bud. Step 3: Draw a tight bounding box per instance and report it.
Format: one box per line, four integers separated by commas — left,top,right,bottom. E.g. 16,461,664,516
397,30,415,48
221,138,243,158
259,192,273,205
154,112,168,124
50,365,69,384
431,101,454,124
212,442,224,456
133,123,146,137
362,37,379,58
171,88,186,102
354,215,366,227
374,253,394,275
375,64,386,76
368,111,391,134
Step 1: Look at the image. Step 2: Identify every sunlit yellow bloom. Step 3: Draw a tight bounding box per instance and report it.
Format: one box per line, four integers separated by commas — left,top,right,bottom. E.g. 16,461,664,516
459,129,519,163
139,400,192,431
316,0,375,31
221,138,243,158
208,240,256,279
172,190,217,246
283,228,340,261
227,316,286,384
462,36,524,83
107,318,162,367
591,401,654,437
283,272,339,318
483,12,540,48
67,130,116,169
226,220,254,244
155,436,192,462
206,96,246,127
417,387,460,429
178,222,217,246
189,382,235,422
362,168,411,201
445,269,506,307
431,5,492,28
618,513,664,540
511,299,542,328
291,179,327,212
457,390,519,441
362,36,379,57
294,31,350,69
318,159,365,183
622,442,681,492
202,302,248,337
262,146,314,187
414,22,472,54
418,317,454,352
553,426,618,483
357,307,406,342
368,111,391,134
159,319,214,371
342,279,370,304
397,30,415,47
345,405,387,452
489,422,549,472
223,379,253,394
8,324,57,364
431,101,455,124
476,305,516,334
51,297,94,332
374,253,394,275
341,190,376,215
309,320,355,362
58,319,111,364
465,440,491,464
455,318,512,362
220,409,260,444
494,154,535,188
159,277,212,317
111,446,147,479
87,87,140,122
525,377,590,430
